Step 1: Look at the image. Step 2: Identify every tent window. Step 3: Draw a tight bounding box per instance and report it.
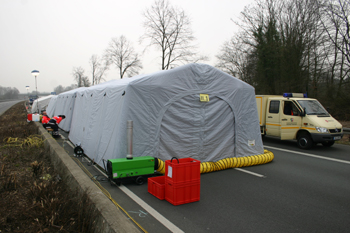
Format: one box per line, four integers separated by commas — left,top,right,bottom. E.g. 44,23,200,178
269,100,280,114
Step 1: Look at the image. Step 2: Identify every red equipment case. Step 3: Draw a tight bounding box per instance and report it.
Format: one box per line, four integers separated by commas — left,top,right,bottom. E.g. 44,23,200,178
165,180,200,206
148,176,165,200
165,157,200,184
164,157,201,205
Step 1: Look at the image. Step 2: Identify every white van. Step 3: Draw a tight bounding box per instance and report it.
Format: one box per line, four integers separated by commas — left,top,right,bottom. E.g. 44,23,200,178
256,93,343,149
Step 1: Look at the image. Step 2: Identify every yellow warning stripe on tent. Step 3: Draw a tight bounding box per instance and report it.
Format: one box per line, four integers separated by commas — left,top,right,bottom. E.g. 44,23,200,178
156,149,274,174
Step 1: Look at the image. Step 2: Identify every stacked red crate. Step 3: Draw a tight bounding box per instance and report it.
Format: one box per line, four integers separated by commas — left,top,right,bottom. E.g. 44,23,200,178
165,158,201,205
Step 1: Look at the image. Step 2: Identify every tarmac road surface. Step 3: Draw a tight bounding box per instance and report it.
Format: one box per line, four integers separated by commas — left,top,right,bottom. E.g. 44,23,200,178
0,100,23,116
58,129,350,233
126,138,350,233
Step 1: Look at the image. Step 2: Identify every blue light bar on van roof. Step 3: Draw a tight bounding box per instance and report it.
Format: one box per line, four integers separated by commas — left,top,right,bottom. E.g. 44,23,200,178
283,93,307,98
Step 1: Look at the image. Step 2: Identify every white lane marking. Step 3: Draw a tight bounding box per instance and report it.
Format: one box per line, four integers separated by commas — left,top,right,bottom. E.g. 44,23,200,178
64,142,184,233
94,167,183,233
94,166,184,233
234,168,266,178
264,145,350,165
119,185,184,233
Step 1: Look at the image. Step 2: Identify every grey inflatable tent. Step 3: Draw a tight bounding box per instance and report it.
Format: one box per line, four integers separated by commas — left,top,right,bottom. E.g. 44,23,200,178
31,95,54,113
57,63,263,168
46,87,87,132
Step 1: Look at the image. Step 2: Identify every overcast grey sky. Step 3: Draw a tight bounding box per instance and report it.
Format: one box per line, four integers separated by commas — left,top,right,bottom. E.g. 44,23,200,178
0,0,253,93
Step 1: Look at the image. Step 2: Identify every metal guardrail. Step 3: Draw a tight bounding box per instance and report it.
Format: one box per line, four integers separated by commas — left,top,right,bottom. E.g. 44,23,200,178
344,128,350,135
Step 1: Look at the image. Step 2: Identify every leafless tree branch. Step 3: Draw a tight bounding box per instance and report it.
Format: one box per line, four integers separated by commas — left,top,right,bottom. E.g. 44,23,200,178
105,35,142,79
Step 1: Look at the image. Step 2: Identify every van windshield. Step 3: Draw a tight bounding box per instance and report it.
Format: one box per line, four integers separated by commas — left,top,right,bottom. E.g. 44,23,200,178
297,100,330,116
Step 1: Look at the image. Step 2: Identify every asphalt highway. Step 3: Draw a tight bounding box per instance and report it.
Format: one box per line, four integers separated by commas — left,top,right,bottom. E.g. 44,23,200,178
57,131,350,233
126,138,350,233
0,100,23,116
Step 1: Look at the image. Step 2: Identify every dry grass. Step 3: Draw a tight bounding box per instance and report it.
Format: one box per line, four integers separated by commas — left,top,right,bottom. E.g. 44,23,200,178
0,102,100,232
338,121,350,145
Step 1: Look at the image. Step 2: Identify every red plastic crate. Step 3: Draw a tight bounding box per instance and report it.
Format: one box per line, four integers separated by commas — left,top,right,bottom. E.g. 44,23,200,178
148,176,165,200
165,158,201,184
165,180,200,206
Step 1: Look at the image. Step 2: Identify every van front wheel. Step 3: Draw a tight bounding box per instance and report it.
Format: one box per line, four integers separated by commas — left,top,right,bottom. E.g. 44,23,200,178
297,133,313,149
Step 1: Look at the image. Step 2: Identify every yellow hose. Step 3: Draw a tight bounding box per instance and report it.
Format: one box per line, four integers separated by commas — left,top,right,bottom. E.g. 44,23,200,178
156,149,274,174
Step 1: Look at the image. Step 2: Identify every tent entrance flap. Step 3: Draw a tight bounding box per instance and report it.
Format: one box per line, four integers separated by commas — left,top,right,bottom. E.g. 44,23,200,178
158,94,235,162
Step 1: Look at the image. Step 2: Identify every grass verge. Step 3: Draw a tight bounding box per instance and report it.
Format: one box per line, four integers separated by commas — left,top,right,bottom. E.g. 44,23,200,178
0,102,100,232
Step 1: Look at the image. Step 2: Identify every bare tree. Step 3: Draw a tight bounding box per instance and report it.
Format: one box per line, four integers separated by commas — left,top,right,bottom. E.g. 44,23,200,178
0,86,19,100
218,0,329,95
53,85,65,95
316,0,350,118
141,0,205,70
0,86,5,96
319,0,350,67
105,35,142,79
53,84,77,94
64,84,78,91
216,34,249,77
81,76,91,87
90,54,109,85
72,66,90,87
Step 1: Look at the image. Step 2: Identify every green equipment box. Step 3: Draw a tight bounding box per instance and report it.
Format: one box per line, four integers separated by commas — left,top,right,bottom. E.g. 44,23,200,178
107,156,155,181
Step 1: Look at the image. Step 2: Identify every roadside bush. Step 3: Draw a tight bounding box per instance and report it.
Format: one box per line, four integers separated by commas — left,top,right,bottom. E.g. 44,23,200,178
0,102,100,232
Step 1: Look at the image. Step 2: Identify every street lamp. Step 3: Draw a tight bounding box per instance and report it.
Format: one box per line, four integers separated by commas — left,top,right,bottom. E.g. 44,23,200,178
31,70,40,113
